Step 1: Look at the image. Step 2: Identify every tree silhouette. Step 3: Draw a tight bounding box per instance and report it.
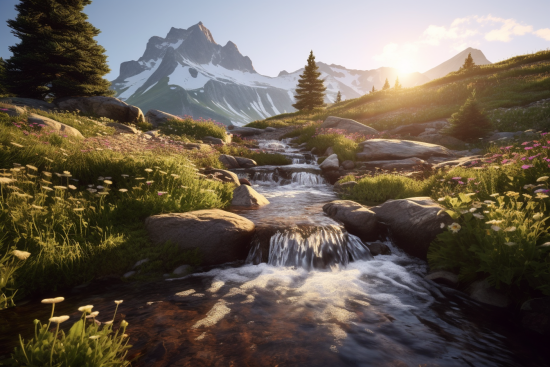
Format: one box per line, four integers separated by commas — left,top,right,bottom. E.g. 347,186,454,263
382,78,390,90
292,51,326,111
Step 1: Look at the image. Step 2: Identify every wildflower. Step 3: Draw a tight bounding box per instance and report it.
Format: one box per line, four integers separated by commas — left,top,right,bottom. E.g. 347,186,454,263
451,177,461,180
171,174,180,178
115,300,123,305
505,242,517,246
121,174,129,178
484,200,495,204
42,297,65,304
49,316,70,324
10,142,24,148
86,311,99,318
524,184,536,190
12,250,31,260
98,192,109,196
96,185,104,190
506,191,520,198
448,223,461,233
120,320,129,327
159,171,167,175
89,335,101,340
469,208,477,212
491,225,501,232
146,181,154,185
103,320,113,325
135,177,145,180
31,205,44,209
521,165,532,169
489,193,499,197
486,220,504,224
523,194,533,199
536,193,549,199
42,186,53,191
119,188,128,192
68,185,77,190
483,210,490,213
145,168,153,173
437,197,445,202
63,171,70,175
473,213,484,219
103,180,113,185
440,223,445,228
158,191,167,196
0,177,15,184
460,209,468,214
78,305,94,313
537,176,549,182
540,242,550,247
533,213,543,220
26,164,38,171
87,188,97,193
504,226,516,232
73,208,85,212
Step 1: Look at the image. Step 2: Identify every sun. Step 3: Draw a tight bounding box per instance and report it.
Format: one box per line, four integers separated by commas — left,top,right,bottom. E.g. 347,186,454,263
397,59,414,74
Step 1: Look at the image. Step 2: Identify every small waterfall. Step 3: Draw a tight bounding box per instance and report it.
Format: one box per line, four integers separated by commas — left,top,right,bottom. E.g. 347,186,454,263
291,172,326,186
292,158,303,164
251,171,278,183
246,225,372,269
258,140,287,151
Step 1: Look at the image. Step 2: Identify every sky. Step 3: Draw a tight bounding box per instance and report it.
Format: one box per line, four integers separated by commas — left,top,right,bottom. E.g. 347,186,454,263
0,0,549,81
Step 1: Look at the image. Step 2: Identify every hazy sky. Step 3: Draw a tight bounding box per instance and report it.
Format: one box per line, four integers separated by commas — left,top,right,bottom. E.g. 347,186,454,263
1,0,549,80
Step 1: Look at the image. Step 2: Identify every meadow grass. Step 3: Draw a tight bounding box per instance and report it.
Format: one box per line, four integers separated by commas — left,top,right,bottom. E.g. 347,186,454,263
159,117,227,140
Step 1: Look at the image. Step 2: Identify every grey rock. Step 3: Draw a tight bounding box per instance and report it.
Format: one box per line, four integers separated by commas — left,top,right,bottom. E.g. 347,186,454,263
371,197,453,259
389,120,449,136
362,157,428,171
219,154,240,169
320,154,339,172
173,264,191,276
230,127,265,136
55,96,144,123
357,139,453,161
202,136,225,145
521,297,550,335
235,157,257,168
232,185,270,206
106,122,140,134
487,131,523,141
416,134,467,148
133,258,149,269
321,116,378,135
145,209,255,265
342,160,355,170
0,97,54,111
204,168,240,186
425,271,459,288
265,127,277,132
145,109,182,128
468,279,509,307
324,147,335,156
366,242,391,256
28,113,84,139
123,271,136,279
323,200,379,241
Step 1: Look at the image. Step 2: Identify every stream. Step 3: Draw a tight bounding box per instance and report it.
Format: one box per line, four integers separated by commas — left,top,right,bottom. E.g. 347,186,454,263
0,139,548,366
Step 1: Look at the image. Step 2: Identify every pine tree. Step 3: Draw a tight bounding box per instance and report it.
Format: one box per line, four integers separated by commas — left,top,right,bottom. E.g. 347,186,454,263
460,52,475,70
0,57,8,96
292,51,326,111
382,78,390,90
394,76,402,89
335,91,342,103
371,85,376,93
5,0,113,100
442,91,493,141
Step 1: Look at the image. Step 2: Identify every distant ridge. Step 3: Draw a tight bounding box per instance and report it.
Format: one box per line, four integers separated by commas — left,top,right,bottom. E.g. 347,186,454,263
423,47,491,80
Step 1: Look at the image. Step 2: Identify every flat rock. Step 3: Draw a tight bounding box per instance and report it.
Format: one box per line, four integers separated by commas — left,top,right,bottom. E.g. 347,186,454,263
320,154,339,172
106,122,140,134
361,157,428,171
0,97,54,111
425,271,459,288
232,185,270,207
321,116,378,135
366,241,392,256
416,134,467,148
389,120,449,136
202,136,225,145
468,279,509,307
235,157,257,168
219,154,240,169
357,139,453,161
145,209,255,266
204,168,240,186
230,127,265,136
370,197,453,259
28,113,84,138
55,96,144,123
342,160,355,170
323,200,379,241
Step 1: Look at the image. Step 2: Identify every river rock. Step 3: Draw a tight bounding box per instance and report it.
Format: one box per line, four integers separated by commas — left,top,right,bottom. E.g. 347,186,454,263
55,96,144,123
323,200,379,241
202,136,225,145
172,264,191,276
28,113,84,138
370,197,453,259
204,168,240,186
342,160,355,170
235,157,257,168
320,154,339,171
357,139,453,161
230,126,265,136
0,97,54,111
521,297,550,335
232,185,270,207
424,271,459,288
219,154,240,169
145,109,181,127
145,209,255,265
106,122,140,134
467,279,509,308
321,116,379,135
361,157,428,171
366,241,391,256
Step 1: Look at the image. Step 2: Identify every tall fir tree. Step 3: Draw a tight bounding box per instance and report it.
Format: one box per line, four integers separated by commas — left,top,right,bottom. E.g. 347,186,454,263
5,0,113,100
335,91,342,103
382,78,390,90
371,85,376,93
460,52,475,70
442,91,493,140
394,76,402,89
0,57,8,96
292,51,326,111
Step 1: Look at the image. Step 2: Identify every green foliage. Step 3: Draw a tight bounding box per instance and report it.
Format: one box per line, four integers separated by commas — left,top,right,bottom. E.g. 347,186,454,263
306,134,359,161
460,52,476,70
489,101,550,132
428,192,550,299
159,117,227,140
135,120,153,132
394,77,402,89
442,92,493,141
216,145,291,166
341,174,428,203
292,51,327,111
335,91,342,103
0,57,11,98
0,245,30,309
9,300,131,366
5,0,113,99
382,78,390,90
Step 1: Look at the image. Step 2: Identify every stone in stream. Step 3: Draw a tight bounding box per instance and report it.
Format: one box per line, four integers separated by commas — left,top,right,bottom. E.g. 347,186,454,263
28,113,84,138
204,168,240,186
145,209,255,266
424,271,459,288
467,279,509,308
342,160,355,170
321,116,379,135
370,197,453,260
55,96,144,123
235,157,257,168
356,139,453,161
219,154,240,169
366,241,392,256
231,185,270,207
320,154,339,172
322,200,379,241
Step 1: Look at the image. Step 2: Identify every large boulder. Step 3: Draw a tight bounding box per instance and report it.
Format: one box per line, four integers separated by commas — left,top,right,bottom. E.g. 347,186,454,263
388,120,449,136
320,154,339,171
416,134,467,148
204,168,240,186
370,197,453,259
323,200,379,241
321,116,378,135
144,209,255,265
357,139,453,161
145,109,181,127
219,154,240,169
361,157,429,171
235,157,257,168
28,113,84,139
232,185,270,207
230,127,265,137
55,96,144,124
0,97,54,111
202,136,225,145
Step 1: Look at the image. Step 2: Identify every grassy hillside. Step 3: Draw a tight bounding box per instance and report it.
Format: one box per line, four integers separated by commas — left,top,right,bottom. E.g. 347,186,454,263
247,50,550,132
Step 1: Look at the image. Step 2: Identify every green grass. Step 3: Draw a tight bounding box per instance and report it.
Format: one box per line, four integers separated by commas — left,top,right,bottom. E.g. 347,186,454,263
159,117,227,140
489,100,550,132
340,174,428,203
0,112,234,298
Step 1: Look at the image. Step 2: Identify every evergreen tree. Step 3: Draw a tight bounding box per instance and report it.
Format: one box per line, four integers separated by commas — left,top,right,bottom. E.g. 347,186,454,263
0,57,8,96
371,85,376,93
442,91,493,141
5,0,113,100
382,78,390,90
292,51,326,111
460,52,475,70
335,91,342,103
394,76,402,89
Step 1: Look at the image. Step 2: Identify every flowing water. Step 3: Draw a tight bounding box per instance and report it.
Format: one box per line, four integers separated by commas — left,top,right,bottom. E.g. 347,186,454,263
0,140,548,366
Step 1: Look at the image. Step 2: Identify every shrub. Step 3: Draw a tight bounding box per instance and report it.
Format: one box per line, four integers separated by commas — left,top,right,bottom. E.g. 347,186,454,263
442,91,493,141
216,145,291,166
306,134,359,161
342,174,428,203
159,117,226,140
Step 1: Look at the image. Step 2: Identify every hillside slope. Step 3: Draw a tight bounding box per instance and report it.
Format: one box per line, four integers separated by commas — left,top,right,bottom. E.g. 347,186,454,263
423,47,492,80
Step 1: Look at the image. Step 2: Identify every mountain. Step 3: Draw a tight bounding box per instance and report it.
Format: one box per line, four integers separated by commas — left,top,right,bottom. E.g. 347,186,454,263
111,22,428,126
422,47,492,80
